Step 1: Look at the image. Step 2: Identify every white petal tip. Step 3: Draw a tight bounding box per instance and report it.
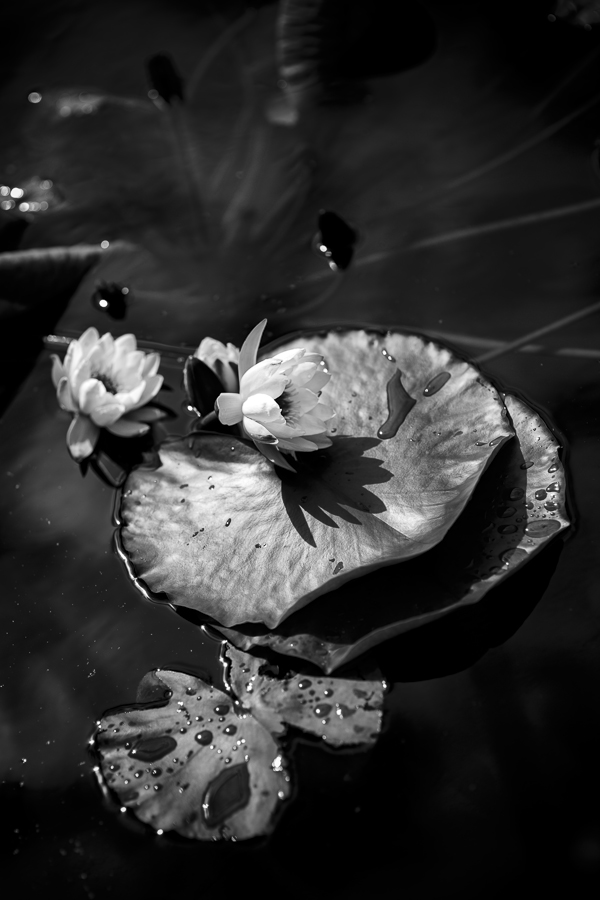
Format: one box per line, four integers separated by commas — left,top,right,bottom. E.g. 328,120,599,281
66,415,99,461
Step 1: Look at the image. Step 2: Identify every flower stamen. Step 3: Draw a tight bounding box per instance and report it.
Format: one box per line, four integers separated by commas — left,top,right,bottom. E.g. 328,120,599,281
91,371,119,394
276,389,294,421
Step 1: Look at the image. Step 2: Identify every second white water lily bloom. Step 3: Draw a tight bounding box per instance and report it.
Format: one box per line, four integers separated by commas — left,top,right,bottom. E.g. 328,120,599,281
51,327,164,461
194,336,239,392
215,320,335,470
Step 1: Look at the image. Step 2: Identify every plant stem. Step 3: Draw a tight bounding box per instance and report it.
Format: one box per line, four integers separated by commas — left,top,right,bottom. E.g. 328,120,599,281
197,410,218,428
476,298,600,363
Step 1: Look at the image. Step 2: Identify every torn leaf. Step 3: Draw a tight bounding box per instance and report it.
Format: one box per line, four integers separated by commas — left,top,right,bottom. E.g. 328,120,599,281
225,645,384,747
94,668,291,841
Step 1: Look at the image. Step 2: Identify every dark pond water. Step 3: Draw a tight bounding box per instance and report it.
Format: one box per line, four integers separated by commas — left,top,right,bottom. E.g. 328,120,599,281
2,2,600,897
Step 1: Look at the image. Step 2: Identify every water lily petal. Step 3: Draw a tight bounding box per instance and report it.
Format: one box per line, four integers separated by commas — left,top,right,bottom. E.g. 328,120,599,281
283,360,318,386
50,355,66,388
54,328,164,455
212,359,239,393
89,334,114,370
114,334,137,355
85,339,113,381
90,402,127,427
141,352,160,378
56,376,76,412
79,378,107,414
255,441,296,471
242,393,286,426
70,359,93,397
112,348,142,378
285,386,320,416
77,327,101,356
304,433,332,448
303,368,331,393
216,392,243,425
106,418,150,437
66,414,99,461
313,401,335,421
274,348,305,364
63,341,78,374
125,405,167,422
265,421,305,440
238,319,267,380
240,363,287,401
278,435,322,452
288,413,331,435
135,374,164,408
243,416,278,443
115,381,146,411
195,337,239,364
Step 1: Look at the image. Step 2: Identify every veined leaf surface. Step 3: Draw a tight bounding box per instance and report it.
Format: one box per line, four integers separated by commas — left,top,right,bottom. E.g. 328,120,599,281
120,330,512,627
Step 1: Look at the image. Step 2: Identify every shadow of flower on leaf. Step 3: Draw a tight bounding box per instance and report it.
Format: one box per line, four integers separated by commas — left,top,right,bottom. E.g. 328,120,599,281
280,436,393,546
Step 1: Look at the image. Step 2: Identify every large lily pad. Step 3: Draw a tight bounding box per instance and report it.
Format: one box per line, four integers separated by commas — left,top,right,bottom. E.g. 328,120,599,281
94,668,291,841
119,330,512,628
218,394,570,672
225,645,384,747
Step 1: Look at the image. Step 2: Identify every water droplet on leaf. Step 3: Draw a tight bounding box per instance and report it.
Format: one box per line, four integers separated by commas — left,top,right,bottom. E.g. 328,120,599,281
524,519,561,536
128,736,177,762
423,372,451,396
202,764,251,828
377,370,416,439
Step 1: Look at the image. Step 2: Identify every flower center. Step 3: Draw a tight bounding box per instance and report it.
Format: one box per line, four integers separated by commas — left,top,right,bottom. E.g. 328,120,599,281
92,370,119,394
276,389,294,421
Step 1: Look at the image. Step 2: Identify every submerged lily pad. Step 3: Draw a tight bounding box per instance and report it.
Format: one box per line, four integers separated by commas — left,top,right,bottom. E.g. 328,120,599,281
225,646,384,747
218,394,570,672
120,330,512,628
94,668,291,841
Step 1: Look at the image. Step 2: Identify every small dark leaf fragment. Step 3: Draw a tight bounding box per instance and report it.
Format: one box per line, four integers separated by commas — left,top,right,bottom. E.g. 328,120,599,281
183,356,224,418
315,210,357,271
91,281,129,319
147,54,185,104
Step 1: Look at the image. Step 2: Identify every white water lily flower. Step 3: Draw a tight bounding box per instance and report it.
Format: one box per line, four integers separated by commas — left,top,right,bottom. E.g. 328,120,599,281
215,319,334,471
51,327,164,462
194,337,239,392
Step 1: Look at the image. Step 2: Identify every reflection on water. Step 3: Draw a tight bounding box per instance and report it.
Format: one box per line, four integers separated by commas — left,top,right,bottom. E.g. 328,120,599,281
0,358,222,791
2,0,600,895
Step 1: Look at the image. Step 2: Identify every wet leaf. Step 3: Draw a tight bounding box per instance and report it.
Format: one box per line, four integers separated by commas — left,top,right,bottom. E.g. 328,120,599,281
120,329,512,628
225,645,384,747
94,668,291,841
219,394,570,672
0,245,103,305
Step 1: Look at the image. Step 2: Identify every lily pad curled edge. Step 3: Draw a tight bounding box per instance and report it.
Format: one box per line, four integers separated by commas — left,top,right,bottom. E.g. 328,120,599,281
119,330,512,629
219,394,570,672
